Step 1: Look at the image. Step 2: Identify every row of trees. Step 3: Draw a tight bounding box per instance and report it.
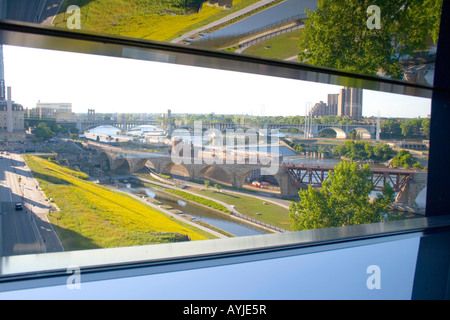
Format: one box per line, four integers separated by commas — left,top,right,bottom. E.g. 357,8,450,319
286,139,424,169
380,118,430,139
332,140,395,161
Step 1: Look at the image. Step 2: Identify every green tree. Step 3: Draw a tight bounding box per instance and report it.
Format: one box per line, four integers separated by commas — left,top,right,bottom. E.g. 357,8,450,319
373,143,395,160
33,123,56,141
400,118,423,138
204,180,210,190
298,0,443,79
214,183,221,192
380,120,402,139
289,162,395,231
392,149,422,168
421,118,430,138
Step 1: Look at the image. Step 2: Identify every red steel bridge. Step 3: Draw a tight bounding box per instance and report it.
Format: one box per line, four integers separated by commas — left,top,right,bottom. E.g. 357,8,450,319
283,163,415,193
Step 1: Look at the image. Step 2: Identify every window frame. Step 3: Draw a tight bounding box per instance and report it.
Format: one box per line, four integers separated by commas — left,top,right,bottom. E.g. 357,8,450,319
0,0,449,295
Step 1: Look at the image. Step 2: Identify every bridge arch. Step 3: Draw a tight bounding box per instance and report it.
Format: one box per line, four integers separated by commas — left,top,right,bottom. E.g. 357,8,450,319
349,127,372,140
98,151,112,171
83,124,122,133
113,158,131,174
415,186,427,210
277,126,305,135
170,164,191,178
241,168,282,194
220,125,270,137
198,165,232,185
144,159,156,171
159,161,192,178
318,127,347,139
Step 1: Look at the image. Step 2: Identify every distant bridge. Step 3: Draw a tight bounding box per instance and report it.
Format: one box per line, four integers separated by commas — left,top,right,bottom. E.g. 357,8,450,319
78,120,377,139
78,120,157,132
172,122,377,139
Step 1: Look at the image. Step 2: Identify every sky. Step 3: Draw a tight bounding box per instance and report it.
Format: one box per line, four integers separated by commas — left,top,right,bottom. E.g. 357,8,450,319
3,45,431,118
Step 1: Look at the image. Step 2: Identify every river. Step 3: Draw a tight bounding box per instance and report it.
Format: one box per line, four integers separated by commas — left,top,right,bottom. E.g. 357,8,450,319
124,182,269,237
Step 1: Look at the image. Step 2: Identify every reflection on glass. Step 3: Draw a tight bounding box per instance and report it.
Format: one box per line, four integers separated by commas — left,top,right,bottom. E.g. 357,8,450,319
0,0,442,86
0,45,430,258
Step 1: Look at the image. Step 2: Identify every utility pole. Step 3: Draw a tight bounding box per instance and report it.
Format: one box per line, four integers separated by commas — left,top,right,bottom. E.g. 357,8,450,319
304,102,312,138
376,110,381,142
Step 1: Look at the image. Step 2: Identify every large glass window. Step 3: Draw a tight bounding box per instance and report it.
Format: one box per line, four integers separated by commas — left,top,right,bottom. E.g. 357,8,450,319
0,43,431,257
0,1,446,285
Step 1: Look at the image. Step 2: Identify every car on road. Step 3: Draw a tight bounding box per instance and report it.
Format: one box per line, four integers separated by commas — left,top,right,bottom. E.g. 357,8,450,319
15,203,23,211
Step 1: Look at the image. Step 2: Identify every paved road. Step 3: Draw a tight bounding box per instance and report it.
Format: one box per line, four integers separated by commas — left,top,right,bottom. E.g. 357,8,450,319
0,153,63,257
0,0,63,25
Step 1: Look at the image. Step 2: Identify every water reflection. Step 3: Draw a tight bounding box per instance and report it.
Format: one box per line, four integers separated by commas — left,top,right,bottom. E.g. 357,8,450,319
128,185,268,237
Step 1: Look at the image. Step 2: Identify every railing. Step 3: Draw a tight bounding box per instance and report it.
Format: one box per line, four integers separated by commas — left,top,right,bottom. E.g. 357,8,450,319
221,13,307,39
229,210,287,233
239,23,304,49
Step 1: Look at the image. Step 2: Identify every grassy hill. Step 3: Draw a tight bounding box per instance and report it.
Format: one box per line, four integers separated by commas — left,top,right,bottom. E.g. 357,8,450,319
53,0,259,42
24,155,214,251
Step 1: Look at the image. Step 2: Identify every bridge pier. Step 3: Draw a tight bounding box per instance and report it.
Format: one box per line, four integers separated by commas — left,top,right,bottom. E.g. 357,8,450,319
277,172,301,197
396,172,428,207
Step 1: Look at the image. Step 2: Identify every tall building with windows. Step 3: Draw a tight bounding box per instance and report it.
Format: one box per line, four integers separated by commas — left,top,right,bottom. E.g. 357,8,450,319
309,101,328,117
327,93,339,115
337,87,363,120
308,89,361,119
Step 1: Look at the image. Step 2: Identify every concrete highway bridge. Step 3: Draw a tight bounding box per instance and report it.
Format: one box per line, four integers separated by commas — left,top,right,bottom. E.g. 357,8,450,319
186,122,377,139
85,141,426,206
81,120,377,139
78,120,157,132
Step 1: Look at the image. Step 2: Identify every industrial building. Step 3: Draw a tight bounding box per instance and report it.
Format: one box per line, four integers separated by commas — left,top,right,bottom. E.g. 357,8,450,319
26,101,73,121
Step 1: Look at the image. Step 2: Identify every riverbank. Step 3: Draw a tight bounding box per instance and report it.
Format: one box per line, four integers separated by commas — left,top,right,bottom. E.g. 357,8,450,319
114,188,229,239
131,173,291,233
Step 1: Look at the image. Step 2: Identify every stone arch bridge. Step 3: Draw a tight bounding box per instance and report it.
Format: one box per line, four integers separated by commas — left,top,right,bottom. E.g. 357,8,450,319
86,142,426,206
87,142,292,194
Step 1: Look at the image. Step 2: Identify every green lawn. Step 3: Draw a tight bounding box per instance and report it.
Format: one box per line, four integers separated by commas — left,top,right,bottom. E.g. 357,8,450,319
189,187,291,230
53,0,261,42
24,155,215,251
242,29,304,60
